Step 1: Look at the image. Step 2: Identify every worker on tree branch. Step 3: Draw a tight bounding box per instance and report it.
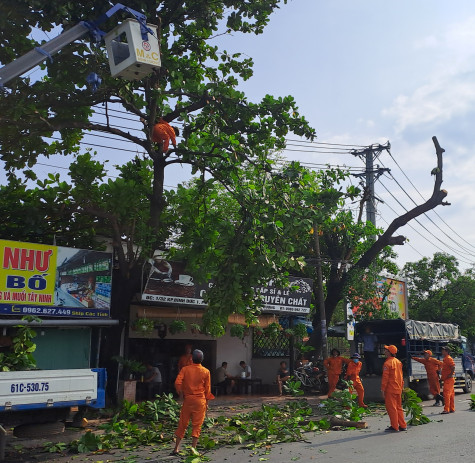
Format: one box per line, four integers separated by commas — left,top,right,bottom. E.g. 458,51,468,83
151,118,179,151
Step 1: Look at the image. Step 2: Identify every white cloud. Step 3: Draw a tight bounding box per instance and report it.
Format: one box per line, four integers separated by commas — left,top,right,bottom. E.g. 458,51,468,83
383,15,475,133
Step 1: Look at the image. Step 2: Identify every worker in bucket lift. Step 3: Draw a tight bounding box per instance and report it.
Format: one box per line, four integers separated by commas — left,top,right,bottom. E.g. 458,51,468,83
411,350,443,406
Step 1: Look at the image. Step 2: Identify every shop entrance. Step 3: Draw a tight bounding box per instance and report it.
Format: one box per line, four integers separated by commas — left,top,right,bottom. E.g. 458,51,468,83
128,338,217,393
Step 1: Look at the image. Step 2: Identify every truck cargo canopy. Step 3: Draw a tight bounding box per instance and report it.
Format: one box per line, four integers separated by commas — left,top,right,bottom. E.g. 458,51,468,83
405,319,459,341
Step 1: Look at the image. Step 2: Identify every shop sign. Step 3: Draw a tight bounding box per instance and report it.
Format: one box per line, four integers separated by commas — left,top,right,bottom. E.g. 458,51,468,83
0,239,112,318
141,259,313,314
377,275,408,319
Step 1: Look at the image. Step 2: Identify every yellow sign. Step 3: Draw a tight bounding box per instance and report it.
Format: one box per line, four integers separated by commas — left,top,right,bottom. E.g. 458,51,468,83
0,240,57,305
377,276,408,319
0,239,112,318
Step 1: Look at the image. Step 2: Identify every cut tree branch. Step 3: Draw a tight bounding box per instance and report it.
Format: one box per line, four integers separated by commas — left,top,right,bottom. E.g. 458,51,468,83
354,136,449,270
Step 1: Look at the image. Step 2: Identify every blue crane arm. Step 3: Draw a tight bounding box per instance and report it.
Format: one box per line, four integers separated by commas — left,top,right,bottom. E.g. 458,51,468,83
0,3,151,87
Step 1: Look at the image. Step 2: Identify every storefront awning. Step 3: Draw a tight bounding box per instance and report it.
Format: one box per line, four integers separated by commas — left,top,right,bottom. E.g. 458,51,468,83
133,305,280,327
0,318,119,327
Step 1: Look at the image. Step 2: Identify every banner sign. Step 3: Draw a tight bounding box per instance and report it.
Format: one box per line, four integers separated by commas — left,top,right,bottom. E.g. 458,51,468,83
0,239,112,318
377,275,408,320
141,259,313,314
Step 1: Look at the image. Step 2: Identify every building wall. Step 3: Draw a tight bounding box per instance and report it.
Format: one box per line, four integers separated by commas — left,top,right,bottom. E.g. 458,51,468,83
216,332,252,379
34,327,91,369
252,357,288,384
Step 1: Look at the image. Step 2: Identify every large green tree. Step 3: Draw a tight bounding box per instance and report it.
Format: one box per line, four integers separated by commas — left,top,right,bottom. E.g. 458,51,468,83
167,161,358,334
0,0,314,314
401,253,475,340
0,0,317,387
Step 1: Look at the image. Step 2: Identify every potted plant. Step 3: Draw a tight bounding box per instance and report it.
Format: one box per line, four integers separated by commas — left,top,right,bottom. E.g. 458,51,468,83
283,328,295,339
111,356,146,380
190,323,202,334
254,326,264,336
293,323,309,339
264,322,282,338
133,318,155,333
229,324,245,339
169,320,187,335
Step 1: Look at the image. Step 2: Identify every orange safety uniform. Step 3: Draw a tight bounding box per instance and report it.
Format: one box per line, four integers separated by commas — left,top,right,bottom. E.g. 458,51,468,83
441,355,455,413
412,356,442,396
178,353,193,371
152,118,177,151
324,356,349,397
345,360,367,407
175,363,214,439
381,356,407,431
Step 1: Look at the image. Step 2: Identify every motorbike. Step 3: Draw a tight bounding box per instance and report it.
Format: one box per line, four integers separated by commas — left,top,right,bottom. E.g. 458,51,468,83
293,360,328,394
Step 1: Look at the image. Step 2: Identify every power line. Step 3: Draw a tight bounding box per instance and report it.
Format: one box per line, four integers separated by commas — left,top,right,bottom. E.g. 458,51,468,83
379,197,473,265
385,148,475,252
378,214,425,259
378,179,475,263
383,170,475,257
33,162,176,188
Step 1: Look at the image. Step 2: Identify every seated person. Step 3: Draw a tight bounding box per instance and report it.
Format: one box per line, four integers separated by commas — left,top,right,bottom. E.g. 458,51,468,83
276,361,291,396
215,361,235,394
143,362,162,399
239,360,252,378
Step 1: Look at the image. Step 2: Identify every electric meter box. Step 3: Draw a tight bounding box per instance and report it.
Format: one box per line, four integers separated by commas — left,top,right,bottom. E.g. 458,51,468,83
105,19,161,80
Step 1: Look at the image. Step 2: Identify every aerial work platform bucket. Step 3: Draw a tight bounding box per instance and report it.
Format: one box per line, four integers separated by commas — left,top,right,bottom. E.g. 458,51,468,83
104,19,160,80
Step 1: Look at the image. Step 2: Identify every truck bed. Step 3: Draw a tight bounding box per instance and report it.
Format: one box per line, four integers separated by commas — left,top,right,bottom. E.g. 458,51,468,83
0,368,105,412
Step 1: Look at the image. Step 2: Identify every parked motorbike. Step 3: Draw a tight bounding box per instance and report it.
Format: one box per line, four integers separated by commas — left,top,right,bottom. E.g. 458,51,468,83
293,360,328,394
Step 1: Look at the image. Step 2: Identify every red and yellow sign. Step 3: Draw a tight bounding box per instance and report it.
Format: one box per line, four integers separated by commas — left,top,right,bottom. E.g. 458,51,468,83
0,239,112,318
1,240,57,306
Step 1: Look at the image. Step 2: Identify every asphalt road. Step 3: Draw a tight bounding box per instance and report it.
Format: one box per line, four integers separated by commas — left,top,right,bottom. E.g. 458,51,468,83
206,393,474,463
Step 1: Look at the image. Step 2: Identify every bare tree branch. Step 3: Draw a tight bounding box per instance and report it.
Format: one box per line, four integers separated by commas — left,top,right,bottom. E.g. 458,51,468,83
354,136,448,270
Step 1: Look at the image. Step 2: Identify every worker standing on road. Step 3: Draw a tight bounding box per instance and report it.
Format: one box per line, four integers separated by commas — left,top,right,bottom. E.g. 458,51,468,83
440,346,456,414
345,353,368,408
411,350,443,406
172,349,214,455
381,345,407,432
324,348,350,398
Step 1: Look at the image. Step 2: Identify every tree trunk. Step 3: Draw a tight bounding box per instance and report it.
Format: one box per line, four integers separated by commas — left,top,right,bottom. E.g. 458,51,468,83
100,267,141,405
149,156,167,236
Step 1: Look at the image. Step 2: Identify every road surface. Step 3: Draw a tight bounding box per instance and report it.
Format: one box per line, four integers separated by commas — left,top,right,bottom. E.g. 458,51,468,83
207,393,473,463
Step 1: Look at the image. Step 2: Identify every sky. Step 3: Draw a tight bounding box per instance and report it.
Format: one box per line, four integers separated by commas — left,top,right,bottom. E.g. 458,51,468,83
224,0,475,271
3,0,475,271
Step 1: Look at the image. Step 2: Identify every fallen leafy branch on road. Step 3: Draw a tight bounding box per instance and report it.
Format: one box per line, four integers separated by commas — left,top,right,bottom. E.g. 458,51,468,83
319,384,369,426
402,388,431,425
16,392,372,462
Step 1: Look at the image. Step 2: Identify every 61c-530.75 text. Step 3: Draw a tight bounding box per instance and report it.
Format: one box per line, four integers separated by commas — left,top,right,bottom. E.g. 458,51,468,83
11,382,49,393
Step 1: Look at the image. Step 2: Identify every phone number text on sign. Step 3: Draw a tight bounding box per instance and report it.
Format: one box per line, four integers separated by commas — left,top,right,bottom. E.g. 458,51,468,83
11,382,50,393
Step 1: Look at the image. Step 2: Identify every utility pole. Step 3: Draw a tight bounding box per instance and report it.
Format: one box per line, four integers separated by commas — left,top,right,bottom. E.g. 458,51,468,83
313,224,328,359
351,142,391,233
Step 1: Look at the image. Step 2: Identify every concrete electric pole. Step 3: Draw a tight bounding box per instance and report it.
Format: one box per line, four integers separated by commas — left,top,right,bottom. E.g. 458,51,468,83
351,142,391,232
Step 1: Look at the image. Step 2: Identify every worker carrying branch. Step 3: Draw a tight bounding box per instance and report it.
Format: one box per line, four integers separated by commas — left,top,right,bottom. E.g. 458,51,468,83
152,118,179,151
